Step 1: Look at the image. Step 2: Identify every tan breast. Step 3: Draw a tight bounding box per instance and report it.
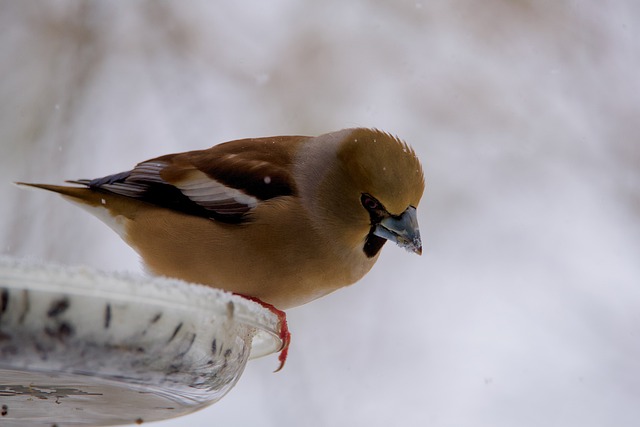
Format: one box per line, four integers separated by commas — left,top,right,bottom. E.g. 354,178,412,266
125,199,375,309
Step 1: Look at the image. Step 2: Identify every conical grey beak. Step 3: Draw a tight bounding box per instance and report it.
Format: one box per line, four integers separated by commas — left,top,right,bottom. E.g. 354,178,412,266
373,206,422,255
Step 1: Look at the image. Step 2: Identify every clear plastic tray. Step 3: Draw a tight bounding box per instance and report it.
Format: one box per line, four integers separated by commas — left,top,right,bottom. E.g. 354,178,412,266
0,256,281,426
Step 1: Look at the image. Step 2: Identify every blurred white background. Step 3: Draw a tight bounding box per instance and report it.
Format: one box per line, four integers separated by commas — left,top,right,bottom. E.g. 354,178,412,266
1,1,639,426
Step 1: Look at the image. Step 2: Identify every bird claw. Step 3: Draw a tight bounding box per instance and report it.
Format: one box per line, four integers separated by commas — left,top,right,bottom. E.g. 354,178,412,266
235,294,290,372
273,311,290,373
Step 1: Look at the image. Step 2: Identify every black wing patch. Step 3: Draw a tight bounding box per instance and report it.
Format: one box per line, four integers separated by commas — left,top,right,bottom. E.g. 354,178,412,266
75,138,302,223
77,162,254,223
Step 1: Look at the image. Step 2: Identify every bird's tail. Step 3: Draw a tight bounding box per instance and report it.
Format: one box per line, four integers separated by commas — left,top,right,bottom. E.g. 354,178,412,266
15,181,145,220
15,182,104,208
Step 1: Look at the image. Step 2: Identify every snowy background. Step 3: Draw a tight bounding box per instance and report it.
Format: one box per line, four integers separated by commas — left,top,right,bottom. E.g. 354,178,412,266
1,1,640,426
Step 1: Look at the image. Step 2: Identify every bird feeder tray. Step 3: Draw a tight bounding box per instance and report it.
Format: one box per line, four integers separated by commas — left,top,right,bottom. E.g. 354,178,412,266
0,256,282,426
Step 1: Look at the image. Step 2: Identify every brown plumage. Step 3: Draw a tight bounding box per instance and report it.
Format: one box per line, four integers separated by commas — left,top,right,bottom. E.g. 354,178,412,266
18,128,425,310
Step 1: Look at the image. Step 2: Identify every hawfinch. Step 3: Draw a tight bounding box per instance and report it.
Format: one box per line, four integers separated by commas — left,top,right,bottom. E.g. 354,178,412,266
19,128,424,368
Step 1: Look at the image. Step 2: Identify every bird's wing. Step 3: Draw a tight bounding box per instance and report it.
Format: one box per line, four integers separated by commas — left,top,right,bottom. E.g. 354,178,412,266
79,136,308,223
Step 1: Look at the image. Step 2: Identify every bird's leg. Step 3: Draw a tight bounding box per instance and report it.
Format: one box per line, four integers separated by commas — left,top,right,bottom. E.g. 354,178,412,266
234,294,290,372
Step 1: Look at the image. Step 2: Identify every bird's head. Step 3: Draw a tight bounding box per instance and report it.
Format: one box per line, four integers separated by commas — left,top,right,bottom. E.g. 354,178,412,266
310,128,425,259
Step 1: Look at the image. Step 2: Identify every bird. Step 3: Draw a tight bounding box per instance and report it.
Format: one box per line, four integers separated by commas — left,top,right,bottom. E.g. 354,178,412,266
18,127,425,370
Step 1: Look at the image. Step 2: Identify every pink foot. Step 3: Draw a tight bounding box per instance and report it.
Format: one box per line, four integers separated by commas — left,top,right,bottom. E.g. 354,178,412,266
235,294,290,372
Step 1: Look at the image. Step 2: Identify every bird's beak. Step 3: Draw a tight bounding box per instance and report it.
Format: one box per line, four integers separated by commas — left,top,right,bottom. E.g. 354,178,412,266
373,206,422,255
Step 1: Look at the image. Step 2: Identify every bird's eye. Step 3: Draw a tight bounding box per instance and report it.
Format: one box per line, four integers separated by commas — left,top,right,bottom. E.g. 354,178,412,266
361,194,380,211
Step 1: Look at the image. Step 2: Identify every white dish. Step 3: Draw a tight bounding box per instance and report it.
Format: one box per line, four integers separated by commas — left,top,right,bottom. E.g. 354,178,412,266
0,256,281,426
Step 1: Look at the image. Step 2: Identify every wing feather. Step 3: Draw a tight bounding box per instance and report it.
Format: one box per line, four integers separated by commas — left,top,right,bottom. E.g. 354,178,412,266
81,135,307,222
